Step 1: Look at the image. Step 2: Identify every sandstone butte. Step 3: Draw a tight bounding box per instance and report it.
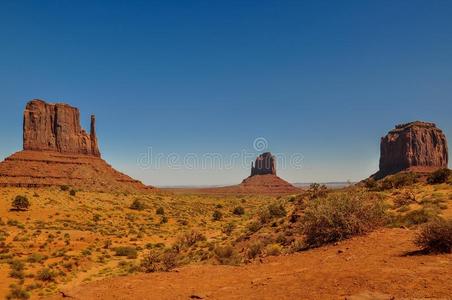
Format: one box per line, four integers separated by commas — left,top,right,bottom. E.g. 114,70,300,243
239,152,299,193
0,99,151,192
372,121,449,179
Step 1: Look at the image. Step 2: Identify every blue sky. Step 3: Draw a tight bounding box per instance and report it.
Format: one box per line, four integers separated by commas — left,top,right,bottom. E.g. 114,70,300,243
0,0,451,186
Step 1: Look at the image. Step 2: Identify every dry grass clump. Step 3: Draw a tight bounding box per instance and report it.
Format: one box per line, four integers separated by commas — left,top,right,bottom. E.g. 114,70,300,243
214,245,241,265
302,190,387,248
414,219,452,253
113,246,138,259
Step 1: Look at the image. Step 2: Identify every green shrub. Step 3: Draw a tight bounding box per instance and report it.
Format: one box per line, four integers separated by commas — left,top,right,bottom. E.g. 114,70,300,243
427,168,451,184
402,208,440,226
130,199,145,211
212,210,223,221
302,190,387,248
11,196,30,211
36,268,56,282
259,202,286,224
232,206,245,216
6,284,29,300
60,185,70,191
414,219,452,253
381,173,418,190
114,247,138,259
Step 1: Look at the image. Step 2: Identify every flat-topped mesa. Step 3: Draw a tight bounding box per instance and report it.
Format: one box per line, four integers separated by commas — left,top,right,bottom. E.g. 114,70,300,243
375,121,448,178
251,152,276,176
23,99,101,157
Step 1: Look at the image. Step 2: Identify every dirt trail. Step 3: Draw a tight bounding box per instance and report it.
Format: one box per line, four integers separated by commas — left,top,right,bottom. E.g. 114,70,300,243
47,229,452,300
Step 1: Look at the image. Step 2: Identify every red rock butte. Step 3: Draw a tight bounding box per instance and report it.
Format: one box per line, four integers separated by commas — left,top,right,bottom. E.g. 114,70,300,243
0,99,151,192
239,152,299,194
373,121,449,179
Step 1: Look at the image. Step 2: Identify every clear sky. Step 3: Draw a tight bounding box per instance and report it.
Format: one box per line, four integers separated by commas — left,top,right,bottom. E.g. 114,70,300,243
0,0,451,186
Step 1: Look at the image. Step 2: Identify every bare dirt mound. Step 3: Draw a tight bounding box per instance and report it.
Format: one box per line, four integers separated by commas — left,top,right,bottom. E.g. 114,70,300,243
48,228,452,300
0,150,150,192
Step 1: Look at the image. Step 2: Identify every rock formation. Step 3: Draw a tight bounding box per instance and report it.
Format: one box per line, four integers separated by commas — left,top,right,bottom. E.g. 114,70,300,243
239,152,298,194
251,152,276,176
23,99,100,156
0,99,151,192
373,121,449,179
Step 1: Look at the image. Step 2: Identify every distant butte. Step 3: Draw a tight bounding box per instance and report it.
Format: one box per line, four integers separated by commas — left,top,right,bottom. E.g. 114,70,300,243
0,99,152,192
239,152,299,194
372,121,449,179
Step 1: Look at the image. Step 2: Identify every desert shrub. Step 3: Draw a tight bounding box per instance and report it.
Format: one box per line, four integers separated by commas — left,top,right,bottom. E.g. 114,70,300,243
222,222,236,235
214,245,240,265
130,199,145,211
265,243,282,256
212,210,223,221
156,207,165,215
307,183,328,199
60,185,70,191
393,191,416,208
27,253,47,263
401,208,440,226
69,189,77,196
427,168,451,184
232,206,245,216
173,231,206,251
258,202,286,224
302,190,387,248
247,221,262,233
414,219,452,253
381,173,418,190
140,250,160,273
363,178,378,191
114,246,138,259
160,216,168,224
246,242,263,259
6,284,29,300
36,268,56,282
9,260,25,279
140,249,178,273
268,203,287,218
11,196,30,211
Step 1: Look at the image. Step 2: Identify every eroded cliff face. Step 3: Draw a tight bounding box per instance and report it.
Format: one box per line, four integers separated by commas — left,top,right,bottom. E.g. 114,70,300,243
23,99,100,157
251,152,277,176
377,121,448,178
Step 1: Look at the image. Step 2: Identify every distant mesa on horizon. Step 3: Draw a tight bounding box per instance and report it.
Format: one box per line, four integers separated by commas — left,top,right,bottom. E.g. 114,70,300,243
372,121,449,179
0,99,151,192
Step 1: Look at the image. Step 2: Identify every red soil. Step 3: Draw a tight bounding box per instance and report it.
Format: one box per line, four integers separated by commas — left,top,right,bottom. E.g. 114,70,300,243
48,228,452,300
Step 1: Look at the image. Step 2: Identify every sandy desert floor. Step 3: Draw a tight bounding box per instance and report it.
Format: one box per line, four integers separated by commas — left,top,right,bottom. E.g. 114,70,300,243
48,228,452,300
